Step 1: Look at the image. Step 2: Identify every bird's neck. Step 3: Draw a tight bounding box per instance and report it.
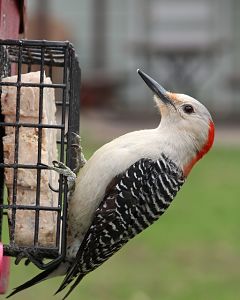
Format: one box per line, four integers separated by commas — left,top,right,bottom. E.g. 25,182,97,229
183,121,215,176
157,120,214,177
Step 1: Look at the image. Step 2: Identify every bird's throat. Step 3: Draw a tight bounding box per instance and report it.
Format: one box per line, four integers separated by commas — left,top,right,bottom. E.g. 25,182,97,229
183,121,215,176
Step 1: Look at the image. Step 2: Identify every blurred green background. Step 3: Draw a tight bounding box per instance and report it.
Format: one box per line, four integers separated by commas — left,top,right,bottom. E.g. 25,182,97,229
7,144,240,300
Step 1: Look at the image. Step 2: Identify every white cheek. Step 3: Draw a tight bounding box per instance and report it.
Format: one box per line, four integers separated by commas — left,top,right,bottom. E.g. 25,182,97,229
183,118,209,150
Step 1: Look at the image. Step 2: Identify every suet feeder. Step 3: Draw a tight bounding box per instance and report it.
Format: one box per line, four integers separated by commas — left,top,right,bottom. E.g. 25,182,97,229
0,39,81,274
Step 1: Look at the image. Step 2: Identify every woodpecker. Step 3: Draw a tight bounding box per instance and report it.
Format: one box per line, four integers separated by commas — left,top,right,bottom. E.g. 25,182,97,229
8,70,215,299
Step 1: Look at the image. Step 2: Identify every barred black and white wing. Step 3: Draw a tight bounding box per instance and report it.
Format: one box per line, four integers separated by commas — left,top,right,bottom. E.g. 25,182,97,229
57,154,185,299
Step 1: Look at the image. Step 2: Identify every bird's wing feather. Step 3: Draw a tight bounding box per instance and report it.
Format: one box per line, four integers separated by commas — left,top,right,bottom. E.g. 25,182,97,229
57,156,184,298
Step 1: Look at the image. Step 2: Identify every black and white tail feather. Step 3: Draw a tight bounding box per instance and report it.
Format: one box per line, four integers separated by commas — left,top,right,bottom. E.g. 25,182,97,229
8,154,184,299
7,264,59,298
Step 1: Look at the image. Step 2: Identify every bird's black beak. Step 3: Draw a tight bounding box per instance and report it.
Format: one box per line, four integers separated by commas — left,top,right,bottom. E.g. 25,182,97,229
137,69,175,108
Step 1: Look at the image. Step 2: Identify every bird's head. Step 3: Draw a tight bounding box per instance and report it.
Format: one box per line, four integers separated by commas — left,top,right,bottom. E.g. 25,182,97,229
138,69,215,176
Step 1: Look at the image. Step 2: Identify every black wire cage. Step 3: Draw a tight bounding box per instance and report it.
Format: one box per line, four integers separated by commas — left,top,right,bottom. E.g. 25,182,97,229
0,39,81,269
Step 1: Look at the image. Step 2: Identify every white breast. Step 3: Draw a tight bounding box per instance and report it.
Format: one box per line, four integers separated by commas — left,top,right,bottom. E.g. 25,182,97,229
66,126,194,258
66,129,162,256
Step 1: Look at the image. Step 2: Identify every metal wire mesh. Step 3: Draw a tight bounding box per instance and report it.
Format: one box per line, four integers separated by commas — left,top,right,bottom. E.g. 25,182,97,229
0,39,81,269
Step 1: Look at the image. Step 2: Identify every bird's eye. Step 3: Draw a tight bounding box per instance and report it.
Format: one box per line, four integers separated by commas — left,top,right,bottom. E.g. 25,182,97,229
183,104,194,114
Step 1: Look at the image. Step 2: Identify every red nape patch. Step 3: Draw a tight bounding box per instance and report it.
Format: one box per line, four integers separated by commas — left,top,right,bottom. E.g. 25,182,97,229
184,121,215,176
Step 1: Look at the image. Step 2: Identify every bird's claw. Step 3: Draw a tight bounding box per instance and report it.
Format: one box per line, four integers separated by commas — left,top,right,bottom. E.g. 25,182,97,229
50,160,77,183
68,132,86,174
41,161,76,192
39,132,86,193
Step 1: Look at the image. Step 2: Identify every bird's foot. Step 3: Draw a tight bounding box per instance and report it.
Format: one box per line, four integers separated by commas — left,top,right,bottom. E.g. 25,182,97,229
68,132,86,175
66,132,86,174
43,161,76,192
40,133,86,193
50,160,76,183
